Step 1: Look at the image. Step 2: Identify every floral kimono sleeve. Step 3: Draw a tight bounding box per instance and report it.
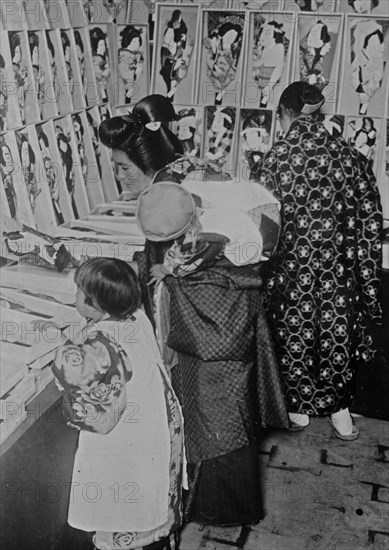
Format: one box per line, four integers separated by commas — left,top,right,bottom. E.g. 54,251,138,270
354,152,383,324
52,331,133,434
164,238,227,277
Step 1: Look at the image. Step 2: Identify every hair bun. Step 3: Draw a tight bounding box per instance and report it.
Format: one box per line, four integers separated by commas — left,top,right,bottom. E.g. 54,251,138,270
300,84,325,114
99,114,142,150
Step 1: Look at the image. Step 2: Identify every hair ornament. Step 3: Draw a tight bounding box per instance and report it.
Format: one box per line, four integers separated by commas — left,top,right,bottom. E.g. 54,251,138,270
145,121,162,132
301,99,324,114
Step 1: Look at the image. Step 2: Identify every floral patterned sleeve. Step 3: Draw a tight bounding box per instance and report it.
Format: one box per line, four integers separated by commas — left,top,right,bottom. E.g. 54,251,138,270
52,331,133,434
164,238,227,277
354,151,383,324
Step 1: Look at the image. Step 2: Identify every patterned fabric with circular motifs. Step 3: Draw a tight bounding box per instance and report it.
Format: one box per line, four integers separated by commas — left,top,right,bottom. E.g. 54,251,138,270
253,115,383,416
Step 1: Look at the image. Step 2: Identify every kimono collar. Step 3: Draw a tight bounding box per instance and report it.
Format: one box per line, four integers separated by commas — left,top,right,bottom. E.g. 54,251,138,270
286,114,323,139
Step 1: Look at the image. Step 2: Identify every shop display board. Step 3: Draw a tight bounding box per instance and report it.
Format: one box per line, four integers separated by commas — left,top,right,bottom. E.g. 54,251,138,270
0,0,388,232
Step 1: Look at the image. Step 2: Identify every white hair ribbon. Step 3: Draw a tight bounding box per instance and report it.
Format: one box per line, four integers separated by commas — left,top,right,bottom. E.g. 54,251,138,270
301,99,324,115
145,121,162,131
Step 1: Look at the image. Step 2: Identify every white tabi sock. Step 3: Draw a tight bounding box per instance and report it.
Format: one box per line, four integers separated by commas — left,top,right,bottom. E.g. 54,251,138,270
331,408,353,435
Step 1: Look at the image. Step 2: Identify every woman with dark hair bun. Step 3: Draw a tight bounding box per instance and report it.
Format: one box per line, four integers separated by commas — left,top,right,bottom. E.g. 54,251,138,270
101,93,288,530
99,94,183,192
252,81,383,440
99,94,183,322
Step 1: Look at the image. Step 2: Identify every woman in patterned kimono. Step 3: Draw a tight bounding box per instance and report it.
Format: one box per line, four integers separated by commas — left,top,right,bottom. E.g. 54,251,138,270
100,94,288,526
137,163,288,526
252,81,383,440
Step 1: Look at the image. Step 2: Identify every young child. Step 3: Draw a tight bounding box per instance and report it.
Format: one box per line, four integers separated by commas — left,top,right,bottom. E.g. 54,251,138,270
136,180,281,285
51,258,184,550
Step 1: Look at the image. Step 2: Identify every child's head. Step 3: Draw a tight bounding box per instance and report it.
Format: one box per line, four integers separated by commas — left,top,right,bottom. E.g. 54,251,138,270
136,182,197,241
74,258,141,321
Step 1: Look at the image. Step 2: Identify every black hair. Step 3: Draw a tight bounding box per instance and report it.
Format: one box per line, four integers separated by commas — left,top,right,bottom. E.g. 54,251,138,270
99,104,110,121
307,21,331,69
56,130,73,191
46,32,55,58
258,21,285,45
319,22,330,44
37,126,49,148
218,22,242,41
18,134,35,164
354,119,376,146
177,107,197,137
60,31,71,53
74,258,141,320
298,0,312,8
73,113,84,135
242,111,271,134
87,110,99,137
168,10,182,27
348,0,379,10
120,25,142,49
178,107,196,120
322,114,345,138
176,109,196,151
28,32,39,56
9,32,21,59
363,28,384,49
307,20,330,46
90,27,107,56
99,94,183,177
0,140,12,166
278,81,325,118
362,116,374,128
74,30,84,53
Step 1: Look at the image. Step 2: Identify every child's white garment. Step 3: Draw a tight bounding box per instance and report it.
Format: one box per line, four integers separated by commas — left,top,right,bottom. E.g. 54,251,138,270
53,309,184,538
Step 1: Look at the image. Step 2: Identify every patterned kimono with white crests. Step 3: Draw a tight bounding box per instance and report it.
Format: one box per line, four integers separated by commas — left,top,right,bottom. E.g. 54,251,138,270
253,115,382,416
